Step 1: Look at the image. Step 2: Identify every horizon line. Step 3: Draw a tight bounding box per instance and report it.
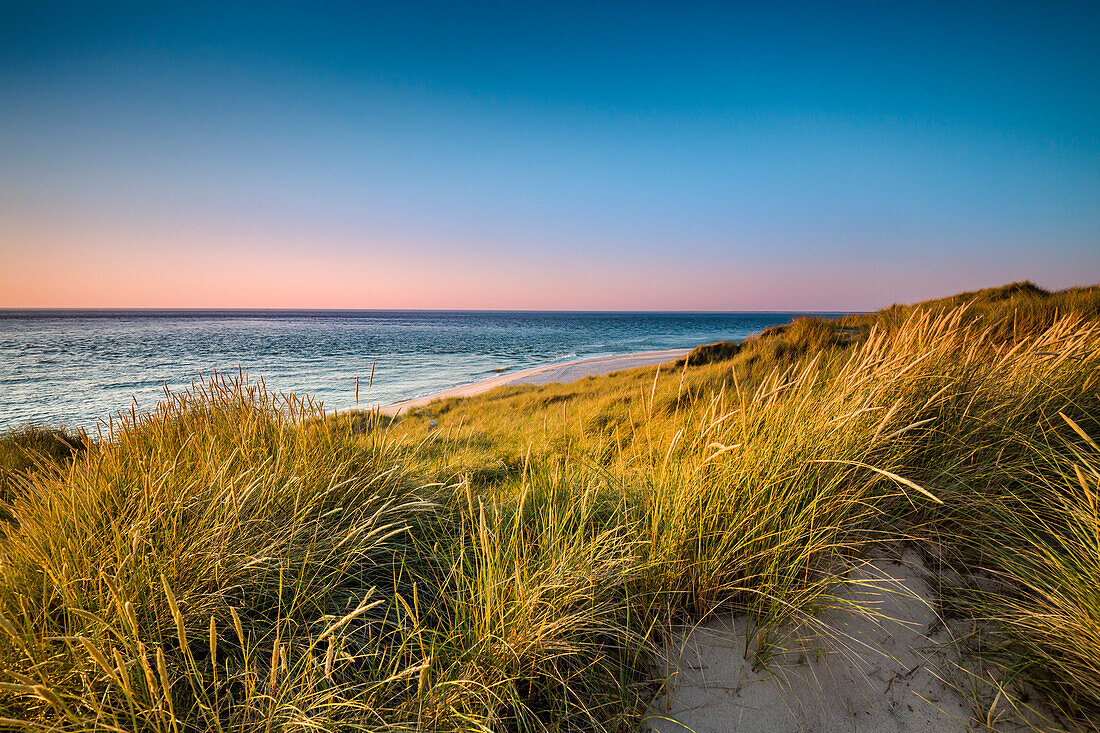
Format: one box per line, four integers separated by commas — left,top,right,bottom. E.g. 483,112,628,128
0,306,860,315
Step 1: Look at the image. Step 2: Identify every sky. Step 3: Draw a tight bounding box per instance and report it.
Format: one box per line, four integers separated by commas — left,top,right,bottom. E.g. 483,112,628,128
1,1,1098,311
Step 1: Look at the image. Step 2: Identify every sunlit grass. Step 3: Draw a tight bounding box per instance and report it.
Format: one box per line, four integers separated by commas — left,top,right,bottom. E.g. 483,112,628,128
942,415,1100,722
1,282,1099,730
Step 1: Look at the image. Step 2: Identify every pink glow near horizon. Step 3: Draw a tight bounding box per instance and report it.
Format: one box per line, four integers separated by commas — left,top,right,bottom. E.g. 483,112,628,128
4,219,1094,311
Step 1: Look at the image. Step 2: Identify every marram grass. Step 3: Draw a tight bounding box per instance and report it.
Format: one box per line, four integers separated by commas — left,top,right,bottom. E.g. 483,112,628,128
1,282,1099,731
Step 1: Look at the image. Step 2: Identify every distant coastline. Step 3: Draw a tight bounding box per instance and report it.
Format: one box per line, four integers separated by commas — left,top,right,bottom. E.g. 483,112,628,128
0,311,814,429
382,348,690,415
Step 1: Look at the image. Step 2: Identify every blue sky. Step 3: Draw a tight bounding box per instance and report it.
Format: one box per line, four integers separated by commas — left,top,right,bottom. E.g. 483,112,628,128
2,1,1098,309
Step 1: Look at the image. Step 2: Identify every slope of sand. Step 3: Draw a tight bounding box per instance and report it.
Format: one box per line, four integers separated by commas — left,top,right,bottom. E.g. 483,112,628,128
646,551,1052,732
381,349,690,416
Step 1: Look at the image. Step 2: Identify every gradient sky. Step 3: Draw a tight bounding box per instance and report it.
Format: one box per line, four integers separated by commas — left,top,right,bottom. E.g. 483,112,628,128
2,1,1098,310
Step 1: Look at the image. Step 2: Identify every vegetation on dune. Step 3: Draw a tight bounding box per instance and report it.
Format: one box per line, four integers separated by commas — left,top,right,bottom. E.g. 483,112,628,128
949,422,1100,718
0,426,86,484
679,281,1100,370
2,281,1100,731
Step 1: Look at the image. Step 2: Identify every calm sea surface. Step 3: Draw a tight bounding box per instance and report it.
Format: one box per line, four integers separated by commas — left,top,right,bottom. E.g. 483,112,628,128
0,310,835,430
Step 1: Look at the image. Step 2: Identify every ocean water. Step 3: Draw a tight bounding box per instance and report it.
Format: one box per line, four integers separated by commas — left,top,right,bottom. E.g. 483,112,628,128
0,310,830,430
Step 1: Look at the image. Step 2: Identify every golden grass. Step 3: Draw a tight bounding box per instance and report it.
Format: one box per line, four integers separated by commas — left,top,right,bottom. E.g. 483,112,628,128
1,282,1099,730
0,426,87,503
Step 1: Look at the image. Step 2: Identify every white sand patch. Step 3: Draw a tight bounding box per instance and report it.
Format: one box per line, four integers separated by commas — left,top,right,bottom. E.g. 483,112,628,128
646,552,1052,732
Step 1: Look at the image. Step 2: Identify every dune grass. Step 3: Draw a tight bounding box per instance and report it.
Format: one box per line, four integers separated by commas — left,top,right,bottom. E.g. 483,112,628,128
0,425,87,503
1,282,1099,730
942,416,1100,721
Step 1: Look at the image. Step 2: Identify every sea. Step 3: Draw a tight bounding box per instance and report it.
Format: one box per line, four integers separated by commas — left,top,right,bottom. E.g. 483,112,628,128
0,310,834,431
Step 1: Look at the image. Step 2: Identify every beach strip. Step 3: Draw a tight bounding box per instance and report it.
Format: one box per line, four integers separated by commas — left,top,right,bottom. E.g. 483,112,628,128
381,348,690,416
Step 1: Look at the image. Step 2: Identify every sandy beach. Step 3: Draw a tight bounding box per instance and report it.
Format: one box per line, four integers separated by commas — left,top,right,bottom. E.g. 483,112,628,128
381,348,690,416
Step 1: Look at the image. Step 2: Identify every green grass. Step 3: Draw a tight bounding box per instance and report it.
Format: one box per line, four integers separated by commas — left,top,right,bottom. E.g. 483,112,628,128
0,425,87,501
941,415,1100,720
2,281,1099,731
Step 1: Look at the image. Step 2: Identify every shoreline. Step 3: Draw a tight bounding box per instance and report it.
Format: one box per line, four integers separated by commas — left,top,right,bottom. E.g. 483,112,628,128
380,348,691,416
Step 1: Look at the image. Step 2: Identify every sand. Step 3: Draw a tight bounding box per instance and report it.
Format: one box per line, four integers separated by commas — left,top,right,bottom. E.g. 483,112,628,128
381,348,690,416
646,551,1053,732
